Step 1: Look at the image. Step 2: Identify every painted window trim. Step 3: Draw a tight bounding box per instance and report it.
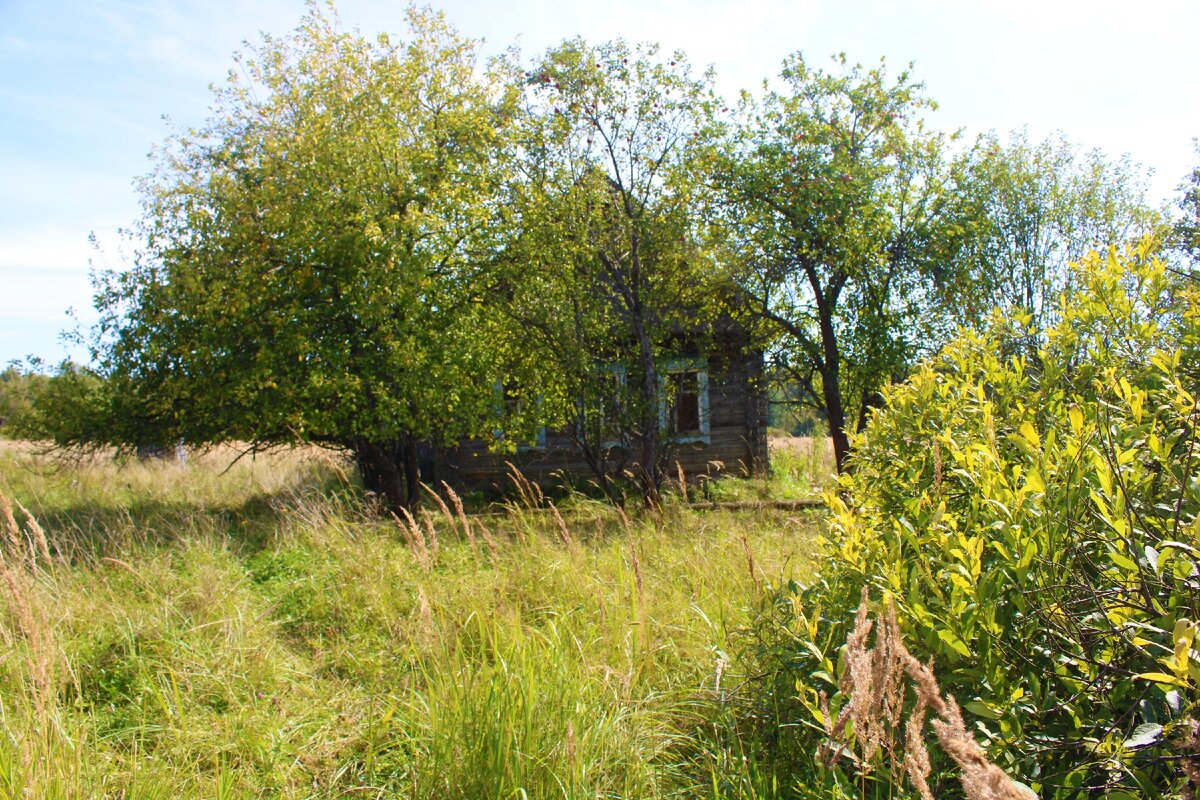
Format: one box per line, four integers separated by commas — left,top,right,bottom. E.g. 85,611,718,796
659,357,711,444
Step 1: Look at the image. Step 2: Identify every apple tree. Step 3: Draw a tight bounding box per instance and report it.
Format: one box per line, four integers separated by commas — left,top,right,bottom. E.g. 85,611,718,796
712,54,956,472
505,38,724,504
91,5,527,511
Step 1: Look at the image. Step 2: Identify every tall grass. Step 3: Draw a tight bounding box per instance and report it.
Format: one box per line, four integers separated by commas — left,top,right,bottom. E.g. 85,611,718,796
703,437,836,503
0,440,820,798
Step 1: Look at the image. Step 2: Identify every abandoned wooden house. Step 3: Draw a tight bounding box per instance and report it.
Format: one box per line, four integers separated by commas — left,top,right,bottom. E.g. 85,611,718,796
436,328,769,492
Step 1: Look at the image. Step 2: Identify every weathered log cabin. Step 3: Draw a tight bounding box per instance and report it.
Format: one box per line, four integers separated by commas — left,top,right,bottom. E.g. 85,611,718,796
437,332,769,492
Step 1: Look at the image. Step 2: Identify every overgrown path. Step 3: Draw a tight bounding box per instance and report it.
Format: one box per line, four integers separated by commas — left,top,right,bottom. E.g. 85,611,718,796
0,443,823,798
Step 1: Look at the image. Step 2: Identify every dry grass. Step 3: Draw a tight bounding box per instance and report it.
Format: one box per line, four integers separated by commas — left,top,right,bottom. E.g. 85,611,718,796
769,435,835,459
823,587,1037,800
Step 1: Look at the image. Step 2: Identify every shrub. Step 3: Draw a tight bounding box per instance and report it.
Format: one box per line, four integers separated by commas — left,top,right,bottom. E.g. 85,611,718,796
0,367,41,435
744,243,1200,798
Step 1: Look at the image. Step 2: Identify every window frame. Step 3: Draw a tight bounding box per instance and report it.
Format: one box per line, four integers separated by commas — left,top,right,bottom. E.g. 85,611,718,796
592,362,628,450
658,356,711,444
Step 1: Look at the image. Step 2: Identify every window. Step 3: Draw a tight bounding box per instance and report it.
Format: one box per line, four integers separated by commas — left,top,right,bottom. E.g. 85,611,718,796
659,358,710,443
575,358,710,446
577,363,627,449
494,382,547,451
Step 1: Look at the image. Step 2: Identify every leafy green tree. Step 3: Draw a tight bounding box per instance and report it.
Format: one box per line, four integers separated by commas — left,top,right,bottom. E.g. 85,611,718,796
1172,139,1200,267
0,366,48,436
14,362,110,446
506,38,724,504
943,129,1157,330
712,54,955,472
91,4,526,511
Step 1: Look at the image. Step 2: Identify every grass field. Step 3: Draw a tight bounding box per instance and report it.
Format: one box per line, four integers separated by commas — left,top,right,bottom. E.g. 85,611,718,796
0,440,829,799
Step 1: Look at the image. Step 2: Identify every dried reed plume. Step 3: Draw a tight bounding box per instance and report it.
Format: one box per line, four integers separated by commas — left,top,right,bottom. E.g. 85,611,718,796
16,499,52,565
821,590,904,773
441,481,477,553
415,585,435,641
506,463,543,509
616,507,644,602
478,525,500,564
2,490,23,553
565,720,577,767
676,461,688,504
1,489,53,567
2,569,52,709
0,536,57,713
714,650,729,700
420,510,440,562
423,483,459,539
549,500,576,549
393,509,433,571
824,588,1035,800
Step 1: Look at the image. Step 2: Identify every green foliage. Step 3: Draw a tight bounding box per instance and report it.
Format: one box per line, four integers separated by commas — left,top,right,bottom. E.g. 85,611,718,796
11,362,111,446
712,53,957,473
702,440,836,504
943,129,1157,332
743,244,1200,797
91,3,530,510
506,37,727,502
0,367,47,436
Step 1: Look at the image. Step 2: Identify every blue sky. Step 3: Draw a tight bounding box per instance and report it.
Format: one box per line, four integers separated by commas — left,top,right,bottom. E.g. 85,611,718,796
2,0,1197,367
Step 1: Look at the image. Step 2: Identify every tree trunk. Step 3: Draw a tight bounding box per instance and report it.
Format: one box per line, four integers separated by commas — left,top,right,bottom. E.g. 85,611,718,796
817,306,851,474
402,436,420,509
632,312,662,508
577,438,623,507
745,347,770,477
354,438,420,513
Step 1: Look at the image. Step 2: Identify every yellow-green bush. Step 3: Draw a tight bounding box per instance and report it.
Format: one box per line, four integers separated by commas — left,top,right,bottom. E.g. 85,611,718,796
748,244,1200,798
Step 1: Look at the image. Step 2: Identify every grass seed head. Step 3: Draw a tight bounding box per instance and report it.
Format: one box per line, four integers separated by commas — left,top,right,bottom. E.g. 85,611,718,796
826,588,1034,800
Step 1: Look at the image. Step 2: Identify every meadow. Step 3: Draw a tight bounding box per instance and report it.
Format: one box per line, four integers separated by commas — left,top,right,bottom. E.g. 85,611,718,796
0,439,832,799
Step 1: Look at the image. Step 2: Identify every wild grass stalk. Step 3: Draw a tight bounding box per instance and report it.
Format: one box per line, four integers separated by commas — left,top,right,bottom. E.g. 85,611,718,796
737,529,760,593
393,508,433,571
549,500,577,550
441,481,476,552
422,482,458,539
476,517,500,564
419,510,440,562
2,562,56,713
15,497,52,565
823,588,1036,800
676,461,689,505
505,462,542,511
1,490,22,552
615,506,644,603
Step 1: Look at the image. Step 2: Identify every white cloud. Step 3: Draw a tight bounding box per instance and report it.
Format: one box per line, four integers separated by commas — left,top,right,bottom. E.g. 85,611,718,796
0,226,103,273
